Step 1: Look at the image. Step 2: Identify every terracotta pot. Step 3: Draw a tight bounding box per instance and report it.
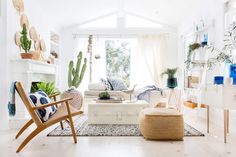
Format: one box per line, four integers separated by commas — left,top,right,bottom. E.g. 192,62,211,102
20,52,34,59
61,89,83,110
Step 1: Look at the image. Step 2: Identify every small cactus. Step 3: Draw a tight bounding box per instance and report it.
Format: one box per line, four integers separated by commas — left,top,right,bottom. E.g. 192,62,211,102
68,51,87,88
20,24,31,53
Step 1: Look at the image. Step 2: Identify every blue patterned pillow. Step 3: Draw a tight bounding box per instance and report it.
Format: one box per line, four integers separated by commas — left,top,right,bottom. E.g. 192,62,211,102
107,78,127,91
100,78,112,90
29,90,57,122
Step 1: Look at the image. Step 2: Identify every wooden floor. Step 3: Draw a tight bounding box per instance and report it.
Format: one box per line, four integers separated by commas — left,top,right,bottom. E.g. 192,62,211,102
0,115,236,157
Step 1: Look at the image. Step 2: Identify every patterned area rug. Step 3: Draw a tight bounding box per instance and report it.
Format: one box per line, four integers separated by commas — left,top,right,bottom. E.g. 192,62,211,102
47,115,204,137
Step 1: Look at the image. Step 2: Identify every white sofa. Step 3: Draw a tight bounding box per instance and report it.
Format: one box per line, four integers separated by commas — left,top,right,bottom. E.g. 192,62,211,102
83,89,162,112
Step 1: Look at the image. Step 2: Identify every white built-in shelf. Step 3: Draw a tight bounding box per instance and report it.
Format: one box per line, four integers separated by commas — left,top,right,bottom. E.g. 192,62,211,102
184,87,200,90
191,60,207,64
50,41,59,46
194,26,210,35
193,21,214,35
187,67,204,72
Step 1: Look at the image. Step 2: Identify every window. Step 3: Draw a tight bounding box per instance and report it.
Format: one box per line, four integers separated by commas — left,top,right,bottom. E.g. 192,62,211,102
74,37,134,86
105,39,131,86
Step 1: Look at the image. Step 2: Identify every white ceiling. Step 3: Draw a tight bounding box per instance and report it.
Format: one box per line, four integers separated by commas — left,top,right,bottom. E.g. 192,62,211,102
31,0,225,29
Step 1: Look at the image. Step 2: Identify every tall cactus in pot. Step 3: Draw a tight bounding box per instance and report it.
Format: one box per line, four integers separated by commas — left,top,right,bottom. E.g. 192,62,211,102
62,51,87,110
68,51,87,88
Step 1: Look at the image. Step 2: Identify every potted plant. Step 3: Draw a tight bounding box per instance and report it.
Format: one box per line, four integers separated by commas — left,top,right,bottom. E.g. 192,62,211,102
20,24,34,59
185,42,201,69
161,68,178,89
98,91,110,100
61,51,87,110
31,81,59,96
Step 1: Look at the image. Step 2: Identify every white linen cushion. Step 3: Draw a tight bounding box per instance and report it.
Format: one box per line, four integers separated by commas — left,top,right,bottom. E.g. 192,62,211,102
88,83,106,91
107,78,127,91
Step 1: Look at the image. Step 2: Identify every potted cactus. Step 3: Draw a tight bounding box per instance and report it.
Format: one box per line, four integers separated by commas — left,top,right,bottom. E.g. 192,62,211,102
19,24,34,59
61,51,87,110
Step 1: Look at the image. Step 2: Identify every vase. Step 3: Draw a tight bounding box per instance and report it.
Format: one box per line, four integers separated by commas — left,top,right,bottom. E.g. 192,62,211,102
230,64,236,78
214,76,224,85
61,89,83,110
167,77,177,89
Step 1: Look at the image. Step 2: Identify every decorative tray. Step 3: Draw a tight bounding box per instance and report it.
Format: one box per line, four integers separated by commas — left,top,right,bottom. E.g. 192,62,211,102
96,98,123,103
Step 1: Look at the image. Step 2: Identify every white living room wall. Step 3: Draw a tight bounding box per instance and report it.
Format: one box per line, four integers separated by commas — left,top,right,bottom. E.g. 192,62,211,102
177,0,236,129
6,0,55,60
0,0,9,130
1,0,57,129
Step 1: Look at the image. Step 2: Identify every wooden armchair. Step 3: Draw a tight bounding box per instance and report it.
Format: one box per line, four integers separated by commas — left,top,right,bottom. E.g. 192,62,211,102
15,82,83,153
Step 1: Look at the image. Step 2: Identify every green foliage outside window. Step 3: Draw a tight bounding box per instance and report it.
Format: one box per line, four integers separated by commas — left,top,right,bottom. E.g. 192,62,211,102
105,40,131,86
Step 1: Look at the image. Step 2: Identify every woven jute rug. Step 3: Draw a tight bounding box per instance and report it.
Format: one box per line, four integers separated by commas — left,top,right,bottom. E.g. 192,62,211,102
47,115,204,137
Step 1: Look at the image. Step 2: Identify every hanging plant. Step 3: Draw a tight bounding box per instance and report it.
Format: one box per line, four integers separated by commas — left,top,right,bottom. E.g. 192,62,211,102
189,43,201,53
185,42,201,69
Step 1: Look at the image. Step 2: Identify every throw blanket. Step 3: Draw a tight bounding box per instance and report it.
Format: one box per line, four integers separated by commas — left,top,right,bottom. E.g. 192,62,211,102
8,82,17,116
136,85,163,103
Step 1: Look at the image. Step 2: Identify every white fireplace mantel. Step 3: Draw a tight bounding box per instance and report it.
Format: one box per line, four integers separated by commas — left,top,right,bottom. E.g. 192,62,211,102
10,59,58,128
11,59,57,75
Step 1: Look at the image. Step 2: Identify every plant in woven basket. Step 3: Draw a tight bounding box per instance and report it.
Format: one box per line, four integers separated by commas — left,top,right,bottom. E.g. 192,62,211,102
61,51,87,110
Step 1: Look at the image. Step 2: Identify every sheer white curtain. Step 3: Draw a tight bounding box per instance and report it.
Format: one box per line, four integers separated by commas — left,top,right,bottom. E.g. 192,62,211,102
131,35,167,87
76,37,106,85
92,37,106,82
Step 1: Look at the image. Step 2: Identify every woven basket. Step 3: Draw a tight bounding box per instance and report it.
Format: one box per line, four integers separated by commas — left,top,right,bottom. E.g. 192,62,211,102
61,90,83,110
139,108,184,140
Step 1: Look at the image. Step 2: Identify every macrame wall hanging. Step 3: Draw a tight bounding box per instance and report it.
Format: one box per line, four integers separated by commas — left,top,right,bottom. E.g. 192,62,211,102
87,35,93,83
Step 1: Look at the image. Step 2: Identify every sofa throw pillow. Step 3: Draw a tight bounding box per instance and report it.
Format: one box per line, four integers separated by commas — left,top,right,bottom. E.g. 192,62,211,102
28,90,57,122
107,78,127,91
100,78,112,90
88,83,106,91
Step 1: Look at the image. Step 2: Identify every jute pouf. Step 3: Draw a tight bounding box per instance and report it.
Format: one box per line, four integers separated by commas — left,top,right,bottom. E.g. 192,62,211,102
139,108,184,140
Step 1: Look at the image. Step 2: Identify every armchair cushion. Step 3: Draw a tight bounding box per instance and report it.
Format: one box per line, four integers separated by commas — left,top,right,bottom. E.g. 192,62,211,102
29,90,57,122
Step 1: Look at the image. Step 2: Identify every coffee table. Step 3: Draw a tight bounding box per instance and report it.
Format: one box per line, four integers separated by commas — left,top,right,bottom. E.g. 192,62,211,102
88,100,149,124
